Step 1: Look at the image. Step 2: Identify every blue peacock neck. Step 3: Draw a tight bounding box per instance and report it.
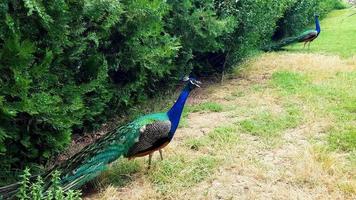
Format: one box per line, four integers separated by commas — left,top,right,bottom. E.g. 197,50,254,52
315,16,321,34
167,85,191,138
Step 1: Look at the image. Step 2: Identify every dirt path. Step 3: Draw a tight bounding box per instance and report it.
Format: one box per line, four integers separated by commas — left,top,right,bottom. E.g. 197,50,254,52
85,53,355,200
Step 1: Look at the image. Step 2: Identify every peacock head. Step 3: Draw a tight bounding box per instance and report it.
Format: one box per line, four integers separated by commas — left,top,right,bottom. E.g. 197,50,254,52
183,76,201,90
314,13,319,18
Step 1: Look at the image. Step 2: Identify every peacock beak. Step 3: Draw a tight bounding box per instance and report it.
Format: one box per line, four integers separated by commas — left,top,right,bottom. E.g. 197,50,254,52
191,80,201,88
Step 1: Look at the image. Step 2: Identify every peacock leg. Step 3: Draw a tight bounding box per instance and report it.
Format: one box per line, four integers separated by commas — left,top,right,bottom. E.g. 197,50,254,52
308,42,311,49
159,149,163,160
303,42,307,48
148,154,153,169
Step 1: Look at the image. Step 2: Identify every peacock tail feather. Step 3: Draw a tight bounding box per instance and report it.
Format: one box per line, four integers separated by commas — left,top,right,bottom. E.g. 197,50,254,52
49,113,168,190
263,30,318,51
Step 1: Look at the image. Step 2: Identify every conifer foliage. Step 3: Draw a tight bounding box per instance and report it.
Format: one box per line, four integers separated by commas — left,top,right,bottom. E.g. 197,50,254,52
0,0,343,181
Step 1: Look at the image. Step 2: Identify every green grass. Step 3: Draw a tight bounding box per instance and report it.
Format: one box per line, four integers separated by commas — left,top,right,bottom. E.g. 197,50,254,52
140,123,240,194
185,125,240,151
288,8,356,58
99,158,142,187
271,71,309,94
186,102,224,113
208,126,240,147
251,84,265,92
185,138,208,151
271,70,356,153
224,90,245,101
231,90,245,98
328,127,356,152
238,105,302,138
149,155,218,194
146,124,240,194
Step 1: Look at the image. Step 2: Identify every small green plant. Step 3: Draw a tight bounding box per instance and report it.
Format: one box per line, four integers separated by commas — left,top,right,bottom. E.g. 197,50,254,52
17,168,31,200
16,169,81,200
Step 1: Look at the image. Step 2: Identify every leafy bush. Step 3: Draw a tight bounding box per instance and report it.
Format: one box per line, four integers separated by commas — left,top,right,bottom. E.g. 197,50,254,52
164,0,237,74
0,0,343,181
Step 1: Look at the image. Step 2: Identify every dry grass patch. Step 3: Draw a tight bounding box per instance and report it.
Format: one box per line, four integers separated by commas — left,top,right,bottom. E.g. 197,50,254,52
239,53,356,80
290,146,355,198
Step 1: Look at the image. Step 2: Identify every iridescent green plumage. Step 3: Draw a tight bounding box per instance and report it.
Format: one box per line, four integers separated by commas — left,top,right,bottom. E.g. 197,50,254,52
49,113,169,191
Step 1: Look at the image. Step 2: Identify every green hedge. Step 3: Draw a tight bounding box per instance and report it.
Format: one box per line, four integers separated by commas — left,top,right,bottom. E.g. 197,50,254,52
0,0,342,180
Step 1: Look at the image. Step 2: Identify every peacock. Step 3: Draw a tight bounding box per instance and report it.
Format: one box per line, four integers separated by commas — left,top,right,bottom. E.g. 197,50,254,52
0,76,201,199
264,14,321,51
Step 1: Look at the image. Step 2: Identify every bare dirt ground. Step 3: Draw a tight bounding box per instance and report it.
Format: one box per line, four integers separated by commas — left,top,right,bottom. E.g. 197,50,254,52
85,53,356,200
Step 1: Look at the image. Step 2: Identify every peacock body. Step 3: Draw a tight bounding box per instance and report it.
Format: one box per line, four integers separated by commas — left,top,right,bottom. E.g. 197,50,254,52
264,15,321,51
0,77,201,199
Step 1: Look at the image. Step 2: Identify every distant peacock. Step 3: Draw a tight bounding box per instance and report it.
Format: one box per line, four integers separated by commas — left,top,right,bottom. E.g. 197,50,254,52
264,14,321,51
0,77,201,199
